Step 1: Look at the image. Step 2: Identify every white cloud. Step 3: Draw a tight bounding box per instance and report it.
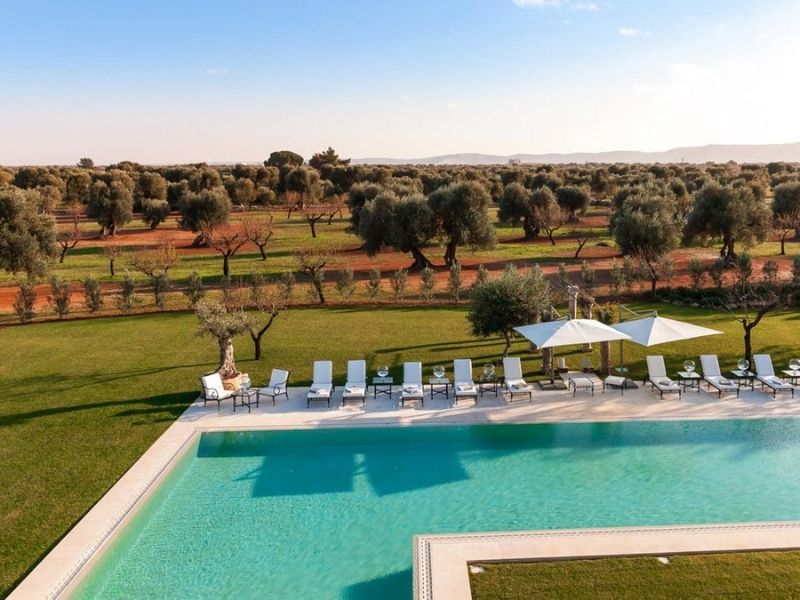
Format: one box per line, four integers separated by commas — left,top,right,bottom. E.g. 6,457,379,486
668,62,710,80
205,68,230,76
571,2,599,11
619,27,649,37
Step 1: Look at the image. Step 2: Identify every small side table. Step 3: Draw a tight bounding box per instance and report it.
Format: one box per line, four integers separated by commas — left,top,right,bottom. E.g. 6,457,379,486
730,370,756,390
429,377,450,401
372,376,394,399
233,387,259,413
782,369,800,385
568,377,595,396
603,375,627,395
479,374,498,397
677,371,701,392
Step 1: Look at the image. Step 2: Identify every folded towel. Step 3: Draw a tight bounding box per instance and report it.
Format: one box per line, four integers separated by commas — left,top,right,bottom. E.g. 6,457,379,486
403,385,420,394
310,387,329,396
512,383,528,390
718,378,732,386
345,386,364,394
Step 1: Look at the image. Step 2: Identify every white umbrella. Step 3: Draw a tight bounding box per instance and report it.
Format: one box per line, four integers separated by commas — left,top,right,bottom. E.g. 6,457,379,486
611,316,722,347
514,318,632,349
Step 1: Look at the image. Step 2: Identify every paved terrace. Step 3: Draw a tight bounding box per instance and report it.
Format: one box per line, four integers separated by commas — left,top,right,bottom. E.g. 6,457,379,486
13,381,800,599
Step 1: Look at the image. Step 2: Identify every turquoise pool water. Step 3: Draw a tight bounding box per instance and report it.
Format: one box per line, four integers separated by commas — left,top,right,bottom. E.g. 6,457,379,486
74,419,800,599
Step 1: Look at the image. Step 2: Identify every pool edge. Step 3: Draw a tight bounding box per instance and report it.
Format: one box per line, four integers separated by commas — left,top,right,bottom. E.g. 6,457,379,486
414,522,800,600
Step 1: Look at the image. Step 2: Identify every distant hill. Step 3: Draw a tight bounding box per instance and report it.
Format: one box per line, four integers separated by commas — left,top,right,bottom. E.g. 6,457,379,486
353,142,800,166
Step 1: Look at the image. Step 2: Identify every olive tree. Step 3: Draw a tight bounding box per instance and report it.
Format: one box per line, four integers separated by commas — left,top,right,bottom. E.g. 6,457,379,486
772,182,800,255
178,186,231,244
195,301,252,379
684,182,771,260
0,186,57,277
357,191,435,270
555,185,590,221
497,183,538,240
611,191,680,295
86,171,134,237
428,181,496,266
467,265,551,356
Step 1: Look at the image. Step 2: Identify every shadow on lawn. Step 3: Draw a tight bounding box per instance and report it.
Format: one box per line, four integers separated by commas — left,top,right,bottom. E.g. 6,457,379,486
7,362,211,396
0,392,193,427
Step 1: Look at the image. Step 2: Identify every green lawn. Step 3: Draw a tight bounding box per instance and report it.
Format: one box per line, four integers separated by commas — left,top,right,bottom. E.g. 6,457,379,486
469,552,800,599
1,303,799,596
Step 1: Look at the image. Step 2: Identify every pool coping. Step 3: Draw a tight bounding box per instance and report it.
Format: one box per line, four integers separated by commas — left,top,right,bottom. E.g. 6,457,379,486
11,384,800,599
413,522,800,599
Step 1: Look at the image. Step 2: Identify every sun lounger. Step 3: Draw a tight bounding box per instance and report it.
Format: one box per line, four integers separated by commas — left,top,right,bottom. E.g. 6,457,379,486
257,368,290,406
453,359,477,405
200,372,235,410
646,355,682,399
502,357,533,402
400,362,424,407
699,355,739,398
342,360,367,406
754,354,795,397
307,360,334,407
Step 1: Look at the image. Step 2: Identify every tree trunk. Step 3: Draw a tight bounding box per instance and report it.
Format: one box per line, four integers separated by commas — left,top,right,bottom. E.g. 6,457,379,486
109,259,116,277
547,231,556,246
522,218,539,241
222,254,230,277
599,341,611,376
574,239,588,258
257,244,268,260
315,280,326,304
251,315,277,360
308,218,317,238
650,276,657,296
542,347,554,382
780,233,787,256
502,331,511,356
409,246,433,271
444,240,458,266
743,324,753,367
60,246,68,263
218,336,238,378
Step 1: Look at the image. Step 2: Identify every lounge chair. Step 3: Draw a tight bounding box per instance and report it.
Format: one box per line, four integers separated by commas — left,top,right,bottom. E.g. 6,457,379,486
199,372,235,410
502,357,533,402
754,354,795,397
699,355,739,398
646,356,682,399
400,362,424,407
257,368,290,406
307,360,334,407
453,359,477,405
342,360,367,406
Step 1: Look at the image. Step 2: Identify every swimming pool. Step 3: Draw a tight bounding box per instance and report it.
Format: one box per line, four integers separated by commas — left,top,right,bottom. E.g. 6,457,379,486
73,419,800,599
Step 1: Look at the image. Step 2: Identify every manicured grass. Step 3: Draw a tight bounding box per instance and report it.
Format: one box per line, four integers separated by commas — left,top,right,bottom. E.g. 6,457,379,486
1,302,799,595
469,551,800,599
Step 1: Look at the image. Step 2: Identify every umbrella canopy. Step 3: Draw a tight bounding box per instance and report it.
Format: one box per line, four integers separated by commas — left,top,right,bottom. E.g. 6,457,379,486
611,316,722,347
514,318,632,349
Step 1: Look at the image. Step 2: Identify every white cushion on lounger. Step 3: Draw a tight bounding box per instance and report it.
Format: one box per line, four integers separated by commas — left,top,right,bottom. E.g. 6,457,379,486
343,386,365,396
403,385,421,394
309,385,331,396
456,383,475,393
506,379,529,390
706,375,737,390
759,375,793,389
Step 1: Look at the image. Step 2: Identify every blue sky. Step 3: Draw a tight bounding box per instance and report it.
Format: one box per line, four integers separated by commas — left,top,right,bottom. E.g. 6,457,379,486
1,0,798,164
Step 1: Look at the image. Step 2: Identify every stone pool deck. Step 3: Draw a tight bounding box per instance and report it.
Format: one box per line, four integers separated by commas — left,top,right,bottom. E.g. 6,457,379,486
12,382,800,599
